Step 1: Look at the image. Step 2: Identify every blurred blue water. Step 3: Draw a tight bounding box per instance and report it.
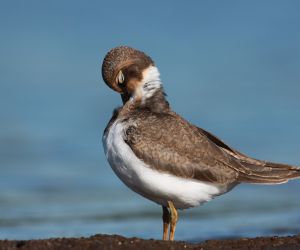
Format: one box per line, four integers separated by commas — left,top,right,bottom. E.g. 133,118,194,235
0,1,300,241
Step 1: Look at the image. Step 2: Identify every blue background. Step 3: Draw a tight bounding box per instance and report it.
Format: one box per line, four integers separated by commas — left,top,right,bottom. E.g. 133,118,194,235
0,0,299,241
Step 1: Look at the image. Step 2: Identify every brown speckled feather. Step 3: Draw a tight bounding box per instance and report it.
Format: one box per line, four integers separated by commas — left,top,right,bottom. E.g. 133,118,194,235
102,46,300,187
195,126,300,184
120,106,300,185
119,107,232,185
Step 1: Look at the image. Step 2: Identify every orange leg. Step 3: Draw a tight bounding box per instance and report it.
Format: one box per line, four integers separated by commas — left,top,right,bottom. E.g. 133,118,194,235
167,201,178,241
162,205,170,240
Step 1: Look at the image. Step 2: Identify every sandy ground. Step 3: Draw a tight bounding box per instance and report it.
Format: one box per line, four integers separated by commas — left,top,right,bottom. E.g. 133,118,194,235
1,234,300,250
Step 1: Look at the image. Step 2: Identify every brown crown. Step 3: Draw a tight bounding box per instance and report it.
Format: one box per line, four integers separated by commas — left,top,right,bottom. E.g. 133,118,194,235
102,46,154,92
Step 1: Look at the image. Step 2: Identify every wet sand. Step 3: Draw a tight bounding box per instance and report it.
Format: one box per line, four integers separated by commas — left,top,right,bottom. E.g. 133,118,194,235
1,234,300,250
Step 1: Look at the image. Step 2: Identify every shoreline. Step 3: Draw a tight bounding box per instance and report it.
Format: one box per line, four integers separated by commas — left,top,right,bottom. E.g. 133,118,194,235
1,234,300,250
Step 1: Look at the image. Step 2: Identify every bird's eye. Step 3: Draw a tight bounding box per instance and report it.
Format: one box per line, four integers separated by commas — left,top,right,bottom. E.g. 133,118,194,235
116,70,125,85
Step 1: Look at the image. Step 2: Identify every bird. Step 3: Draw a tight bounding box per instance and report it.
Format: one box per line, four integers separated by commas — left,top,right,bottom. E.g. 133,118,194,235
101,46,300,241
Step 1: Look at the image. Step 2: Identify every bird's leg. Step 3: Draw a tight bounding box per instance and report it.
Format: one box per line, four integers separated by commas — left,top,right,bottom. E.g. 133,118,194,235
162,205,170,240
167,201,178,241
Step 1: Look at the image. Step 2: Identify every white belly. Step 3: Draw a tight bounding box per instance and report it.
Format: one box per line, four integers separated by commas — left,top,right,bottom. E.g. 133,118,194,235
103,119,223,209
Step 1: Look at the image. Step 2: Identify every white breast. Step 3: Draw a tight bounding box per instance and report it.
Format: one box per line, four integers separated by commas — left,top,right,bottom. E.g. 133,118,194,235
102,119,223,209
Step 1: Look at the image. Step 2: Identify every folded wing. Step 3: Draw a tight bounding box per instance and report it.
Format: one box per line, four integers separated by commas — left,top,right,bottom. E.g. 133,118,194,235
124,110,300,185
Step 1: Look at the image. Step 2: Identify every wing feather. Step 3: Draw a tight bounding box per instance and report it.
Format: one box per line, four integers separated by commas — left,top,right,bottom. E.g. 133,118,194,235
123,109,300,185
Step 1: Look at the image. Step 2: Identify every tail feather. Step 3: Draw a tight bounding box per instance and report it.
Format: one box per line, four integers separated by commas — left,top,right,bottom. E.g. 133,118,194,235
237,161,300,184
199,126,300,184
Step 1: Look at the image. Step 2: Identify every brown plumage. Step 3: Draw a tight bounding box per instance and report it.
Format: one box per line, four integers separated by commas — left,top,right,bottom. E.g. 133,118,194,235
102,46,300,241
110,104,300,186
102,46,300,185
102,46,153,93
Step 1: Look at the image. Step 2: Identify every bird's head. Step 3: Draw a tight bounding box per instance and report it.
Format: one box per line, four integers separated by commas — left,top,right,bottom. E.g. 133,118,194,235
102,46,162,103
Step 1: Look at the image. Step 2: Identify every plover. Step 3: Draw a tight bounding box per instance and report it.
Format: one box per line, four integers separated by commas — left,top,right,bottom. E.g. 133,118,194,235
101,46,300,241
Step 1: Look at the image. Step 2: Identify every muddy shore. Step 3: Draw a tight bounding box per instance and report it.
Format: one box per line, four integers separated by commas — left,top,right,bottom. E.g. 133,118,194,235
1,234,300,250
